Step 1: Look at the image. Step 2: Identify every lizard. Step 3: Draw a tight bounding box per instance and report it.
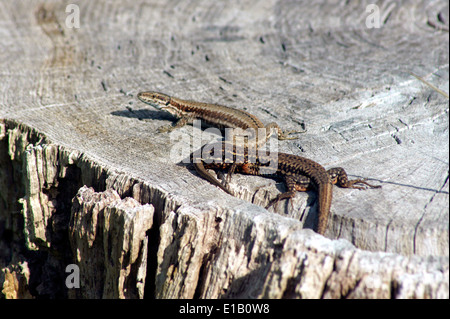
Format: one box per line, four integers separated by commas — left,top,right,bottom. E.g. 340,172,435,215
137,91,304,147
137,91,380,233
191,141,380,235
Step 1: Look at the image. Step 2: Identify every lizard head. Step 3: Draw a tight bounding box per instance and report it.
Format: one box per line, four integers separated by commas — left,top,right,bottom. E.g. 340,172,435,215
137,91,183,117
137,92,171,108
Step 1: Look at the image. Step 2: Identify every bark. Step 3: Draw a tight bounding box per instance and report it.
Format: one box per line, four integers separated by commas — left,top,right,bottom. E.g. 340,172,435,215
0,0,448,298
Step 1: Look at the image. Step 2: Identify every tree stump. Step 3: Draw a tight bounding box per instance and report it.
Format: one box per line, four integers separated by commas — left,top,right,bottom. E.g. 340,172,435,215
0,0,448,298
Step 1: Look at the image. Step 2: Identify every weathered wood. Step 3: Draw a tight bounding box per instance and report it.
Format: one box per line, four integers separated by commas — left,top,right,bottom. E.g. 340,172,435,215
70,186,153,298
0,0,448,298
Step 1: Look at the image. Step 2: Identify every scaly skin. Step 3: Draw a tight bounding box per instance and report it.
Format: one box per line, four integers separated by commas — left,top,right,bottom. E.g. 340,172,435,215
192,142,380,235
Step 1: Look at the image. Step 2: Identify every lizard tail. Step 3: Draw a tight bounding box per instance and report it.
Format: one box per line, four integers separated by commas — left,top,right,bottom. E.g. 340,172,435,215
316,182,333,235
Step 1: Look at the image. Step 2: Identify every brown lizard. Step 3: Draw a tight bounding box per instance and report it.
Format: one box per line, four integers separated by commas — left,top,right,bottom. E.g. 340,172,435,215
191,142,380,235
137,91,304,146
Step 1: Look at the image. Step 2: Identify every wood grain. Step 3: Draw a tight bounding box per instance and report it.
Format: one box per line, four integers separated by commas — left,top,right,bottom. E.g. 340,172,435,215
0,0,448,298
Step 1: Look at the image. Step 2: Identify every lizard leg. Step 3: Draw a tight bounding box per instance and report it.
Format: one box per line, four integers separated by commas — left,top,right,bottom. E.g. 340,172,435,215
223,162,254,189
327,167,381,189
266,122,307,140
266,175,297,209
158,114,195,133
225,163,238,184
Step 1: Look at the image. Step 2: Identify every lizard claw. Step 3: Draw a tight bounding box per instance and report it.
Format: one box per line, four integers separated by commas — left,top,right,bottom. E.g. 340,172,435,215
278,129,307,140
157,125,173,133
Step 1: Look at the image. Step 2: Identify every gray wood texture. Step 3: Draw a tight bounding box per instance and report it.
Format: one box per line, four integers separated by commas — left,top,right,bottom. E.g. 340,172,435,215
0,0,448,298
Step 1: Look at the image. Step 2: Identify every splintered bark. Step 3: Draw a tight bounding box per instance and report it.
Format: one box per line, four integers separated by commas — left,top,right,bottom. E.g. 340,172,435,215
0,0,448,298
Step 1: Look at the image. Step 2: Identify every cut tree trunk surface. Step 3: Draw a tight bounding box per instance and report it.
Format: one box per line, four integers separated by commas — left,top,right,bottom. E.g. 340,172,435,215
0,0,448,299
